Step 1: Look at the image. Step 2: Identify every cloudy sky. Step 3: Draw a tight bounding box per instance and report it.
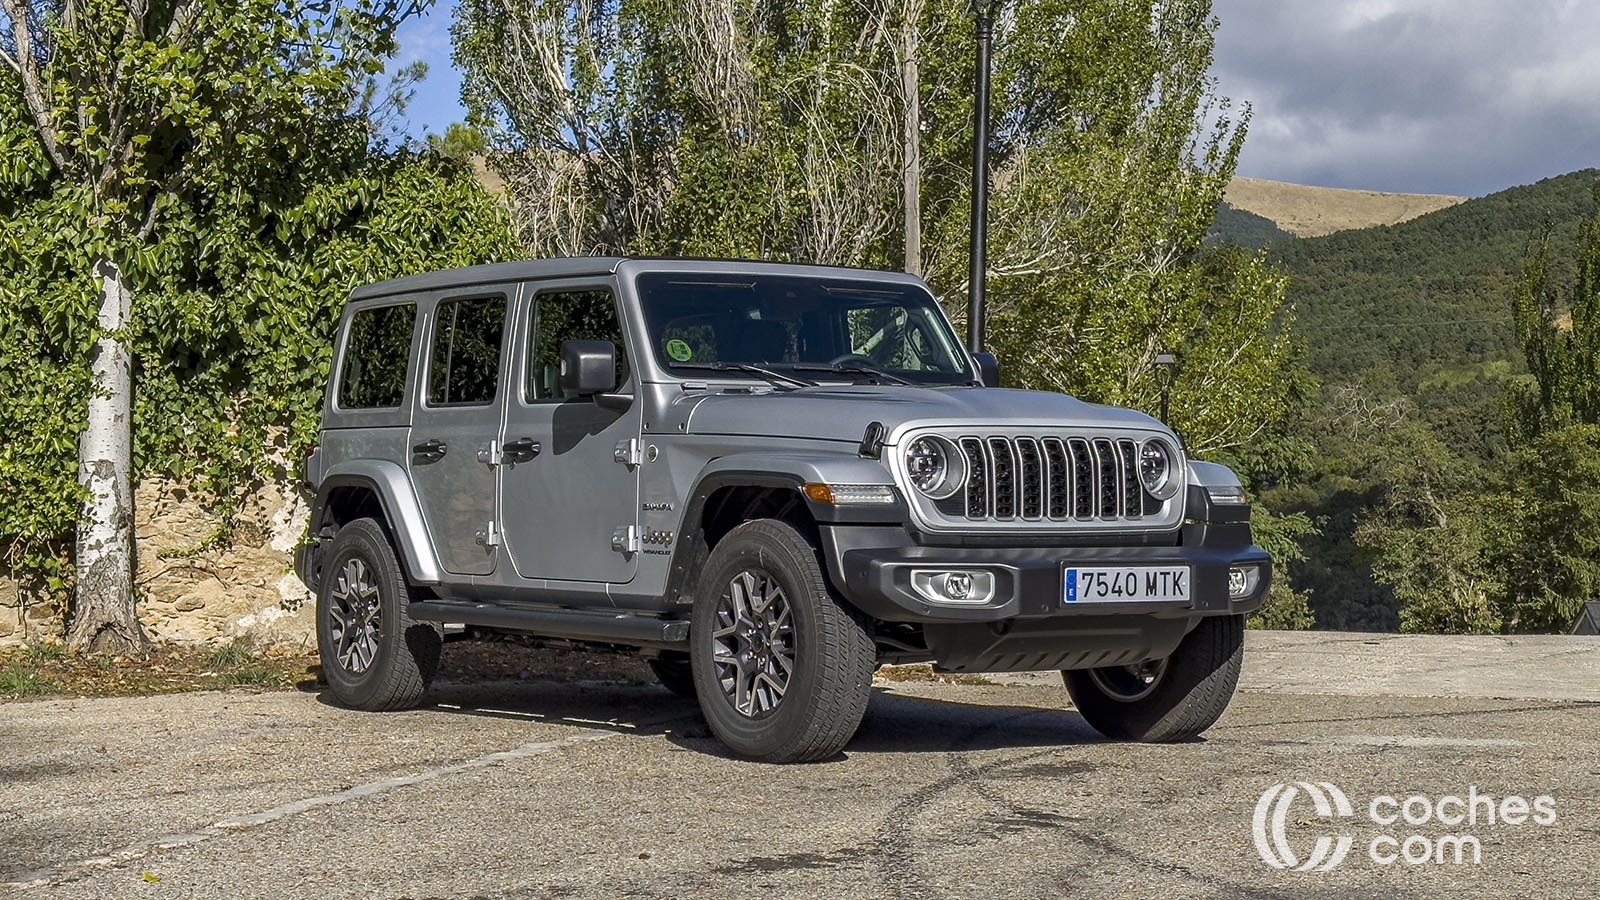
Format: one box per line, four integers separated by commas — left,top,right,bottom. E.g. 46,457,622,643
1211,0,1600,196
394,0,1600,199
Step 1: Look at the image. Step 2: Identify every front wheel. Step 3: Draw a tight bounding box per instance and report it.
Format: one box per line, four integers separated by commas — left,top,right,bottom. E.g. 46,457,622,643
690,520,875,763
316,518,441,711
1063,614,1244,742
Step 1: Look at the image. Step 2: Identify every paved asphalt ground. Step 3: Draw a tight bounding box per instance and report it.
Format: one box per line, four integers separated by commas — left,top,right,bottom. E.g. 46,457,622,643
2,632,1596,900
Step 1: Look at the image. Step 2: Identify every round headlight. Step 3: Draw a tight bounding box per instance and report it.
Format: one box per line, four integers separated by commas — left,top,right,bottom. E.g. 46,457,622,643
905,436,966,500
1139,439,1180,500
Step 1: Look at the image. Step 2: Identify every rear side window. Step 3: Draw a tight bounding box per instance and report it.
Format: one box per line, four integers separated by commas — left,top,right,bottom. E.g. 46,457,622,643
338,302,415,409
427,295,507,406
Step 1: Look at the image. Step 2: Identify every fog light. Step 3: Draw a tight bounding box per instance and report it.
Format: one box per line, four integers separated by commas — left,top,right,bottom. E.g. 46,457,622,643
945,572,973,600
910,569,996,606
1228,565,1260,599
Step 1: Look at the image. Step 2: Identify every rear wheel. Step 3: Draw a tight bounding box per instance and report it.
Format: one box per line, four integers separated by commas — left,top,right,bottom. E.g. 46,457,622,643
1063,614,1243,742
648,652,697,699
317,519,441,711
690,520,875,763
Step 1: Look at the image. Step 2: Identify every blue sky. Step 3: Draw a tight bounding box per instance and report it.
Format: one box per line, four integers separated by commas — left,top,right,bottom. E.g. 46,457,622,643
393,0,466,138
393,1,1600,197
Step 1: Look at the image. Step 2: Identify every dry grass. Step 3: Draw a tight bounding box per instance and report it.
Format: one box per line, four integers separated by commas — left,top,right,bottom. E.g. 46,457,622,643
1225,176,1465,238
875,663,996,686
0,639,658,703
0,641,317,701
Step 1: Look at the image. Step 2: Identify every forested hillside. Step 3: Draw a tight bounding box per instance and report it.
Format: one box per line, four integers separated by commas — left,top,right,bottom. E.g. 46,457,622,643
1208,202,1294,248
1251,170,1600,632
1277,170,1597,389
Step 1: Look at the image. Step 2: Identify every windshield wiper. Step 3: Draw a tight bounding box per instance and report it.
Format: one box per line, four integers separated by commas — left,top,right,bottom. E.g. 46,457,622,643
791,362,911,385
671,362,816,388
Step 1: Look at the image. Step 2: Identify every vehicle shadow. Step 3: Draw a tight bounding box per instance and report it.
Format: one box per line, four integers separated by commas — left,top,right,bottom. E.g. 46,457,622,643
314,678,1110,757
845,689,1106,755
313,677,697,739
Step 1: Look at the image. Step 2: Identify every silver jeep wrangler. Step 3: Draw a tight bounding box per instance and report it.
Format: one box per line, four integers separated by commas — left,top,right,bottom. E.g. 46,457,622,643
298,258,1270,762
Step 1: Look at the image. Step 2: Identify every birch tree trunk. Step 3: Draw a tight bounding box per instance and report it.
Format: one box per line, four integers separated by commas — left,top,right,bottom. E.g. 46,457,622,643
67,260,146,654
899,0,924,276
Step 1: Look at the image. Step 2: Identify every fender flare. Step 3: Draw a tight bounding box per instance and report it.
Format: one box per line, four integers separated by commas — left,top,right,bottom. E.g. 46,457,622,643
310,460,443,585
659,453,905,608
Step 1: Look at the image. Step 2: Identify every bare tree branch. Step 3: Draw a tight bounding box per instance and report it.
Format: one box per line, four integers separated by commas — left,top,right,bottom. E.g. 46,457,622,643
0,0,68,169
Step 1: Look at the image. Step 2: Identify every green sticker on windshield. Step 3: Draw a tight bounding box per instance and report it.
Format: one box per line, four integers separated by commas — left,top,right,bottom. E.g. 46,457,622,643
666,338,693,362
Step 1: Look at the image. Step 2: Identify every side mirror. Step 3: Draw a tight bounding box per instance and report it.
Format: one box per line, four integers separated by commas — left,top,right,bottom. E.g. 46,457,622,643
560,340,619,397
973,351,1001,388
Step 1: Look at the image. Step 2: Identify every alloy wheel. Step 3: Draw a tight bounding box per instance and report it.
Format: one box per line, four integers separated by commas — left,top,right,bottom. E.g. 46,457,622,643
328,556,382,674
710,569,795,718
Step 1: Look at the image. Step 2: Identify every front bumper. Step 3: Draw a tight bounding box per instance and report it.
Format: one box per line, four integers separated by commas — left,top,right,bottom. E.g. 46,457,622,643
820,517,1271,672
825,525,1270,624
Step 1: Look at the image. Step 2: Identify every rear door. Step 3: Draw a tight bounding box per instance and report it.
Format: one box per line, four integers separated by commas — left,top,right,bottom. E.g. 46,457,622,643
407,287,516,576
499,281,641,584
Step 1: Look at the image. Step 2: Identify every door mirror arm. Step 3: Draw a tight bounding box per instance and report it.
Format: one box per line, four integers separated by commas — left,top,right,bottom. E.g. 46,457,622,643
595,392,634,414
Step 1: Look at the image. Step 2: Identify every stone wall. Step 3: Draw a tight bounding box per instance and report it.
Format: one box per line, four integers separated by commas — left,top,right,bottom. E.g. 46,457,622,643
0,477,315,648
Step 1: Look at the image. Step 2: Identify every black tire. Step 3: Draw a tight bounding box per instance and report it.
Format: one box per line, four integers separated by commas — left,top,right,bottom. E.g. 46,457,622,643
316,518,442,711
690,519,875,763
648,652,698,699
1063,614,1244,742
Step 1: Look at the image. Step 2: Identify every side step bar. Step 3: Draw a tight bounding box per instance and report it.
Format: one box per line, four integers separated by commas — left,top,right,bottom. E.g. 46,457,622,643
408,600,688,649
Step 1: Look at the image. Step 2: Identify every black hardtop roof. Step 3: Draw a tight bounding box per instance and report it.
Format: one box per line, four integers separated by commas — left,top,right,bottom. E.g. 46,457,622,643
346,257,927,302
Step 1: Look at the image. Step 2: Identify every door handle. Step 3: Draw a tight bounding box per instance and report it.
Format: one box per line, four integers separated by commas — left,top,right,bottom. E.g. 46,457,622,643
503,437,542,463
412,439,447,462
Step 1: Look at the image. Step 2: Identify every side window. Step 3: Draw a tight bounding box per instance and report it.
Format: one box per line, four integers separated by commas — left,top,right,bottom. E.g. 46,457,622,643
338,302,415,409
527,289,629,402
427,295,507,407
845,304,953,372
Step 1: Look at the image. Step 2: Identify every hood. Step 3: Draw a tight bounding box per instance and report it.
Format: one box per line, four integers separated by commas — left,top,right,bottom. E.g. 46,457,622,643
680,385,1166,443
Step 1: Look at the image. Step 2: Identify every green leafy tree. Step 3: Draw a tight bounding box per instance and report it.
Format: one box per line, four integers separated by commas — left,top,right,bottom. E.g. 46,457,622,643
949,1,1295,457
1496,425,1600,631
1246,505,1315,630
1,0,514,651
1355,423,1504,634
1509,181,1600,441
1495,192,1600,630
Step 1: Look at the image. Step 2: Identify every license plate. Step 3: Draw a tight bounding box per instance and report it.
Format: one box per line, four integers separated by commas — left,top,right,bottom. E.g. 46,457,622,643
1063,566,1191,605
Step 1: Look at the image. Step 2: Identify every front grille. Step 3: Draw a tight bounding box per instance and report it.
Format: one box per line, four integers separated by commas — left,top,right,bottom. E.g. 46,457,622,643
949,434,1147,522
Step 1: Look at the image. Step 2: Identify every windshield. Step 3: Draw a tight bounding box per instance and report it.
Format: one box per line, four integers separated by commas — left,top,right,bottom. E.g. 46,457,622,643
634,272,974,386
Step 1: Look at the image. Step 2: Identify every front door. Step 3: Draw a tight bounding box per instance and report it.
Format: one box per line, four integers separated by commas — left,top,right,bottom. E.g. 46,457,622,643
500,283,641,584
407,288,514,576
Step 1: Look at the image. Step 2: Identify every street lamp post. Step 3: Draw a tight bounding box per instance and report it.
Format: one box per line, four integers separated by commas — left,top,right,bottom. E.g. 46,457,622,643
1155,353,1176,424
967,0,998,355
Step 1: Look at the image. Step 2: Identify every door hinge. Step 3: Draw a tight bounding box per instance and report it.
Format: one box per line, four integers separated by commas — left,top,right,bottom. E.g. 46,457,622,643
611,524,639,555
475,520,501,548
613,438,643,469
477,440,503,467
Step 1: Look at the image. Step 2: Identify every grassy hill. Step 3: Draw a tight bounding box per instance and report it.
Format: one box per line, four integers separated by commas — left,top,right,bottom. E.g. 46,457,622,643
1226,176,1465,237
